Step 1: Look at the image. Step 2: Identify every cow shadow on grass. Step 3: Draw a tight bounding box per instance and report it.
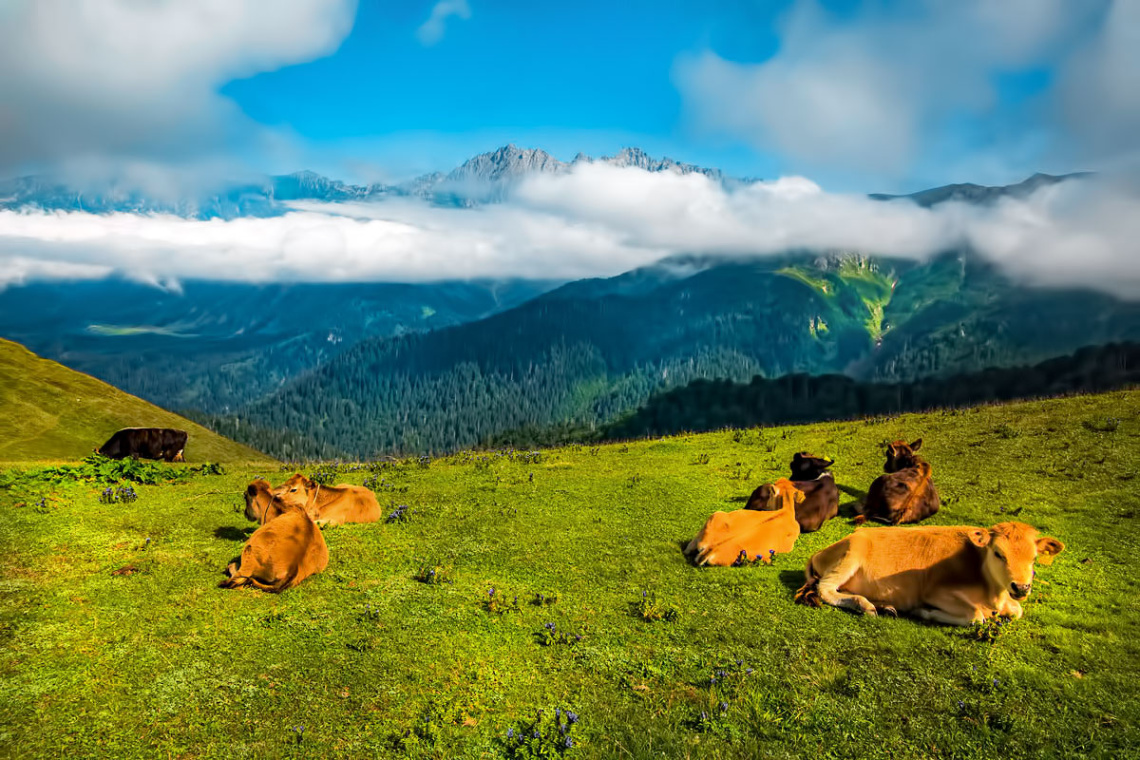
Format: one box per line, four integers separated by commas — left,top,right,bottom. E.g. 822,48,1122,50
214,526,255,542
837,483,867,519
777,569,806,595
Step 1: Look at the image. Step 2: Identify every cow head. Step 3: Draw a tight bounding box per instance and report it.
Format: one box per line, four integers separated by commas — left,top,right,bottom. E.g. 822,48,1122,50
770,479,807,510
271,473,319,510
883,439,922,472
790,452,834,481
244,479,286,524
969,522,1065,600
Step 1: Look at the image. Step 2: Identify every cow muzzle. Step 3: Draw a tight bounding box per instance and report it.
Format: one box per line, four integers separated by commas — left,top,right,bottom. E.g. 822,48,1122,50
1010,582,1031,599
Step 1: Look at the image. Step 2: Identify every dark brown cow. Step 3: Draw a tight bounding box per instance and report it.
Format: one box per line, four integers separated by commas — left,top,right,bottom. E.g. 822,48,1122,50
219,503,328,593
746,453,839,533
858,439,940,525
97,428,188,462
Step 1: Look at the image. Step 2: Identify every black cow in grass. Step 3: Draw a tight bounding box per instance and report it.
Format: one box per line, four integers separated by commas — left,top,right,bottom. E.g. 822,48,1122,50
97,428,188,462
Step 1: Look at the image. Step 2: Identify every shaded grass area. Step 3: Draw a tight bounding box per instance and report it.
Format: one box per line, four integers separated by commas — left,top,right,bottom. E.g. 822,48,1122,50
1,391,1139,758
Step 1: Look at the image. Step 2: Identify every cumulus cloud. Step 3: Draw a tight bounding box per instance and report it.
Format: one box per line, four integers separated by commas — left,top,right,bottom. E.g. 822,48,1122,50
2,163,1139,297
0,0,357,172
674,0,1120,180
416,0,471,46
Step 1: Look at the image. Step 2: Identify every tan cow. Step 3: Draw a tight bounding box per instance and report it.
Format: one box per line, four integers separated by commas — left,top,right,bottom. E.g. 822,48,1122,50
219,503,328,593
795,521,1064,625
244,478,293,525
270,473,382,526
685,479,806,566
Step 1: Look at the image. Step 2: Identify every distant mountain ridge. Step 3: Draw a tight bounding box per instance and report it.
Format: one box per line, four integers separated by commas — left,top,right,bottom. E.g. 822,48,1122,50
2,145,1082,218
870,172,1091,207
0,144,738,218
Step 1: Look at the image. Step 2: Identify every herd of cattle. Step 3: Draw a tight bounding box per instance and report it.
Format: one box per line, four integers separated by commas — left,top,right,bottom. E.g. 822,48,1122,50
686,439,1064,625
97,428,1065,626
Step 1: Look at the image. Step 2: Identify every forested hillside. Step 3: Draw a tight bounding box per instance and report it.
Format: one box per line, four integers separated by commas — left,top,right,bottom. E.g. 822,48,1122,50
0,278,551,412
605,342,1140,440
214,252,1140,458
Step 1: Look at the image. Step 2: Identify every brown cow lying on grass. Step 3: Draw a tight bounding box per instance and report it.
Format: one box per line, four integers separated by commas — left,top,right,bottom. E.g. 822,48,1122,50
858,439,940,525
795,521,1064,625
245,479,290,525
747,453,839,533
219,498,328,593
264,473,382,526
686,479,806,566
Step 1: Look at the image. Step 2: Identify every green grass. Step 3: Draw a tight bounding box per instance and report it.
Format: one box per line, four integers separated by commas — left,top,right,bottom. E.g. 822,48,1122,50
0,338,273,464
1,390,1139,758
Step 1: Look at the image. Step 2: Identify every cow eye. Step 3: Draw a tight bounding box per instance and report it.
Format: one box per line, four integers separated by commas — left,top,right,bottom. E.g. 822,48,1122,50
994,551,1006,561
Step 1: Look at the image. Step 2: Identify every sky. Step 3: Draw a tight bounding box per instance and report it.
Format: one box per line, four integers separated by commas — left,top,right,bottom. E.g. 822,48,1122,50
1,0,1139,294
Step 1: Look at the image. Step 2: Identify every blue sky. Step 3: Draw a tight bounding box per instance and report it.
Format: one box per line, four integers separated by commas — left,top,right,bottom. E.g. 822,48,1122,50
0,1,1133,193
220,0,791,182
209,0,1117,191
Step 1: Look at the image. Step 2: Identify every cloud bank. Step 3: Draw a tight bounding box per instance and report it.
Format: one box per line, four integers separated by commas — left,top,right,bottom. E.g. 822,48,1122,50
674,0,1129,181
0,0,357,172
2,164,1139,297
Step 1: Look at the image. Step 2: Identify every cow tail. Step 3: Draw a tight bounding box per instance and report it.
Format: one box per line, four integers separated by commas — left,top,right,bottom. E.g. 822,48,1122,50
794,556,823,608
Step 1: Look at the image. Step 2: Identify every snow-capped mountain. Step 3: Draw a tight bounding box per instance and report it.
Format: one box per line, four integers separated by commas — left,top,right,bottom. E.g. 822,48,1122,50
0,144,740,217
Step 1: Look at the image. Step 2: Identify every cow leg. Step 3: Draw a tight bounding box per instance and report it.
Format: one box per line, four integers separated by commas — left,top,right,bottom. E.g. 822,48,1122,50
995,597,1023,619
173,450,185,462
914,607,979,627
916,589,986,626
817,553,877,616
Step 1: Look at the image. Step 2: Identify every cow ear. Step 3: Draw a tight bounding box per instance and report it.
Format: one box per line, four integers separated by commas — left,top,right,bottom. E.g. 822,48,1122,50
793,452,804,461
909,438,923,452
823,459,835,468
1035,536,1064,565
967,528,991,548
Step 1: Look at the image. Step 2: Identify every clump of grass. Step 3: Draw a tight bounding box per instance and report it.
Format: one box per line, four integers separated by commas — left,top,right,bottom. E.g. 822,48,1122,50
414,562,454,585
731,548,777,567
535,621,583,647
633,591,679,622
482,587,521,615
1083,417,1121,433
385,504,416,523
503,707,580,757
964,615,1013,643
692,453,711,465
531,591,559,606
98,484,138,504
994,423,1021,439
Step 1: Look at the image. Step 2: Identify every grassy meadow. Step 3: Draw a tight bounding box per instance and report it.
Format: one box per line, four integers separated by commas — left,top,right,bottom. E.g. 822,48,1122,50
2,390,1139,758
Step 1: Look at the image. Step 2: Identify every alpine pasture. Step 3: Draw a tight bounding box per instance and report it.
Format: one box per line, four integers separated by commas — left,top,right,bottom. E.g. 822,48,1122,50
2,391,1138,758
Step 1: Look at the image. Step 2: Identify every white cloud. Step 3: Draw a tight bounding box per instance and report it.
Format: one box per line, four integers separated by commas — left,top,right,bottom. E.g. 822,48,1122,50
0,0,358,171
416,0,471,46
673,0,1114,181
2,164,1139,297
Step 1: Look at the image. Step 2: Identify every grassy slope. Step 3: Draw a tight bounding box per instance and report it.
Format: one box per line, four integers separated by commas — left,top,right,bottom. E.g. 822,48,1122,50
1,390,1138,758
0,338,272,464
